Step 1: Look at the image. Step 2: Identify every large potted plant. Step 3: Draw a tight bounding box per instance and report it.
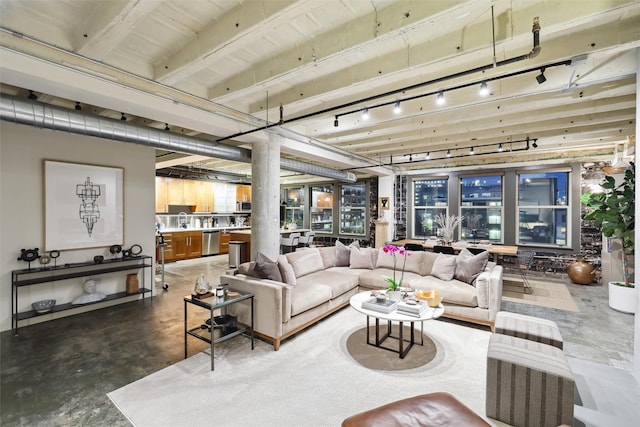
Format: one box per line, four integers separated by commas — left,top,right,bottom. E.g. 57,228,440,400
581,162,635,313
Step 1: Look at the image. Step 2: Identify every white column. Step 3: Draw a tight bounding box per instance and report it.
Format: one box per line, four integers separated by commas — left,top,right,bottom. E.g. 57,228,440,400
251,134,282,260
634,46,639,379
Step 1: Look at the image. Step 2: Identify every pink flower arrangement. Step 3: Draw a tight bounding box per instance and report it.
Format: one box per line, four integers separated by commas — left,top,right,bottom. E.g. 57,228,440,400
382,244,410,291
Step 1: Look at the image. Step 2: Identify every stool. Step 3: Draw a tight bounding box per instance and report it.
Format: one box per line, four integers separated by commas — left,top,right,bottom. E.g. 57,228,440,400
342,392,490,427
486,334,574,427
495,311,564,349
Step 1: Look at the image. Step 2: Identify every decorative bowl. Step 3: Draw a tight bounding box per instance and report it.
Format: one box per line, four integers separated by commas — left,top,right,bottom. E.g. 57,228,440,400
32,299,56,314
414,290,443,307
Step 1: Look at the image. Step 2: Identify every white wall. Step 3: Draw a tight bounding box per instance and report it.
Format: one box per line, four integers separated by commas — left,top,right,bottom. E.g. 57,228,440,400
378,174,395,242
0,122,156,332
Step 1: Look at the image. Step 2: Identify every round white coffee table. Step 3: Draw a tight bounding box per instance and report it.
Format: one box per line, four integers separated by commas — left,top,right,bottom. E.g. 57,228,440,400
350,290,444,359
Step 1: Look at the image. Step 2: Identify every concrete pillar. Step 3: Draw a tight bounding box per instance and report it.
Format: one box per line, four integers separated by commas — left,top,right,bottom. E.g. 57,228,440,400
251,134,281,260
634,46,639,379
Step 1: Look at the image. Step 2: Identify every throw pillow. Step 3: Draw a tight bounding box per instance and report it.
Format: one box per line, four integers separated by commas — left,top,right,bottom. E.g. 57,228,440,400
253,252,283,282
349,247,374,269
431,254,457,281
277,255,296,286
455,248,489,285
335,240,359,266
319,246,337,269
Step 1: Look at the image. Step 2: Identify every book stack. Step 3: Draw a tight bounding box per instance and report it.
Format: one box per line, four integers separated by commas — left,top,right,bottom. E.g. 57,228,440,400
361,297,399,313
396,299,429,317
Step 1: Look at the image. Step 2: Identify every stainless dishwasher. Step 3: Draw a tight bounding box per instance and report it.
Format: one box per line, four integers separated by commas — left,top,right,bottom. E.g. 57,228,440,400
202,230,220,256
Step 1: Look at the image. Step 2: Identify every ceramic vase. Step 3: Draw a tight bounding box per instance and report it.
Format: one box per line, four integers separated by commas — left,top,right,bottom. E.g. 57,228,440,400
566,259,595,285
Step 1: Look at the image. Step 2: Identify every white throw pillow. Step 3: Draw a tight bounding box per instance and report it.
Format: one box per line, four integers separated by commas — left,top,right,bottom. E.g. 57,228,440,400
349,247,375,269
431,254,457,281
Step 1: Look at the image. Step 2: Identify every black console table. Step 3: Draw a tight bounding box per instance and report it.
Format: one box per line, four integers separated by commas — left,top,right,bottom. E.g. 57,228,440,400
11,255,153,334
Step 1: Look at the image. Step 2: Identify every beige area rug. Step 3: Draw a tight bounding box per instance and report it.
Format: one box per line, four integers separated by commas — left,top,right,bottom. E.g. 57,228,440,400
108,307,495,426
502,275,579,312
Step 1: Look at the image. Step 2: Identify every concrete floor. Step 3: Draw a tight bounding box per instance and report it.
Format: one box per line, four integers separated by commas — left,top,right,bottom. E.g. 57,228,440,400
1,254,636,426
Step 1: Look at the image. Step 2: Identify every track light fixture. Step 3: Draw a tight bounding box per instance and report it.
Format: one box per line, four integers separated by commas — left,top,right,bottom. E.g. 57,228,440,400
164,123,170,131
362,108,369,120
27,90,37,100
393,101,401,114
535,68,546,84
75,102,82,111
436,91,445,106
334,116,339,127
120,112,127,121
479,82,489,96
384,137,537,166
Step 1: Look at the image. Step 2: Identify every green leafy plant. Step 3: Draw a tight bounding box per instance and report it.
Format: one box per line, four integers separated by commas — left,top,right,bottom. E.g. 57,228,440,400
580,162,634,287
381,244,410,291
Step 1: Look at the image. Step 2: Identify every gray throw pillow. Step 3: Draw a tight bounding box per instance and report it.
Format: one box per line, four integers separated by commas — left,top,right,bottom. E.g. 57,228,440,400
349,247,374,269
335,240,359,267
253,252,283,282
277,255,296,286
455,248,489,285
431,254,457,281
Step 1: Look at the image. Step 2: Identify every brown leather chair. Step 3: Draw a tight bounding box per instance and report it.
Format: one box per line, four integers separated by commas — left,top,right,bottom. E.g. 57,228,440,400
341,392,490,427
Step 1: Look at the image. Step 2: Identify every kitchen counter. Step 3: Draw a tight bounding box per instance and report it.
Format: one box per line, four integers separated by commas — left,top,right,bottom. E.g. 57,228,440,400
159,226,250,233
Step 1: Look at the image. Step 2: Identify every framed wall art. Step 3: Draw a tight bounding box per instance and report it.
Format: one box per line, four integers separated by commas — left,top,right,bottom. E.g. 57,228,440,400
44,160,124,251
379,196,390,211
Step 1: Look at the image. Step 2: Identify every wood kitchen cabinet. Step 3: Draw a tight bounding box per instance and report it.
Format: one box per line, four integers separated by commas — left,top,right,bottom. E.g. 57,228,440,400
236,185,251,203
219,231,231,254
162,230,202,262
155,178,169,213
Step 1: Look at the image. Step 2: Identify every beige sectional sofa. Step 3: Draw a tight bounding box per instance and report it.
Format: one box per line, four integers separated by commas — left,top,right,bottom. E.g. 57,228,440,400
220,244,503,350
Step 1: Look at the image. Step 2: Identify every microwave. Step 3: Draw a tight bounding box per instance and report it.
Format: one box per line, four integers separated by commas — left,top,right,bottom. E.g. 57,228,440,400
237,202,251,211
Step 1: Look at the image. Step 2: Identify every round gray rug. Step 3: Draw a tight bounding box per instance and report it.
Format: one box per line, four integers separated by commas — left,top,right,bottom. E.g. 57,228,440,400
346,324,437,371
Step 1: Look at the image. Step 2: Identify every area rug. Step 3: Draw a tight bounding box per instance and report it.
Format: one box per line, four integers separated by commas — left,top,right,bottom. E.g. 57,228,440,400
502,275,579,312
108,307,493,426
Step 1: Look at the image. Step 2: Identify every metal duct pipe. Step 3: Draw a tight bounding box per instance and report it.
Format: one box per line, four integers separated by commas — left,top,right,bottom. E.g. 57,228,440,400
0,95,357,183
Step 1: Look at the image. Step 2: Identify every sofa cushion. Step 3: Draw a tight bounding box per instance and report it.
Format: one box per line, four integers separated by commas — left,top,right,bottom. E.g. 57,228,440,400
431,254,457,281
358,268,423,290
296,270,359,298
286,248,324,278
420,251,439,276
455,248,489,285
319,246,337,269
350,246,375,269
277,255,296,286
475,271,490,309
252,252,283,282
412,275,478,307
290,282,333,316
375,247,423,275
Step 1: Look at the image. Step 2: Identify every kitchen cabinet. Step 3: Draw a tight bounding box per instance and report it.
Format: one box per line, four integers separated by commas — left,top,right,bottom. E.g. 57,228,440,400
219,231,231,254
156,178,169,213
158,232,175,262
162,230,202,261
236,185,251,203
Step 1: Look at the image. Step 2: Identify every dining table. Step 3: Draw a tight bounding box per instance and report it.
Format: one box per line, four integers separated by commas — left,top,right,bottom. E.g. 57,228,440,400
390,239,518,262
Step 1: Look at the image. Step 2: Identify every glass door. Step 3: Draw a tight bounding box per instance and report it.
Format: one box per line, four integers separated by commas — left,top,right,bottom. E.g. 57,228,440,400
340,183,366,235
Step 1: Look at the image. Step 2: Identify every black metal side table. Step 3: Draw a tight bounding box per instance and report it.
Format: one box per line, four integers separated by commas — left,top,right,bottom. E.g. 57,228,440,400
184,290,254,370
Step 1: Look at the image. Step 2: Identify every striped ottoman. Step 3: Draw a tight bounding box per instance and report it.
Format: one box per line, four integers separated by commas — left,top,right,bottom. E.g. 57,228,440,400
495,311,564,349
486,334,574,427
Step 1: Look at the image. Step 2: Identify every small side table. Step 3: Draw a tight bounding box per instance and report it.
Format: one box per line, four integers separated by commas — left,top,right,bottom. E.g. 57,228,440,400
184,290,254,370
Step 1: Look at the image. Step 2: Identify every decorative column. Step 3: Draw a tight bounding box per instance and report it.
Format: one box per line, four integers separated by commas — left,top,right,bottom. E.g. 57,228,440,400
250,134,282,260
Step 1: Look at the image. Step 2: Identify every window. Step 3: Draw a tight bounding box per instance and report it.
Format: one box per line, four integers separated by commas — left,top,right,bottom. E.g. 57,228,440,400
340,183,366,235
412,178,448,238
517,170,569,246
460,175,503,243
311,185,333,233
282,187,305,227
